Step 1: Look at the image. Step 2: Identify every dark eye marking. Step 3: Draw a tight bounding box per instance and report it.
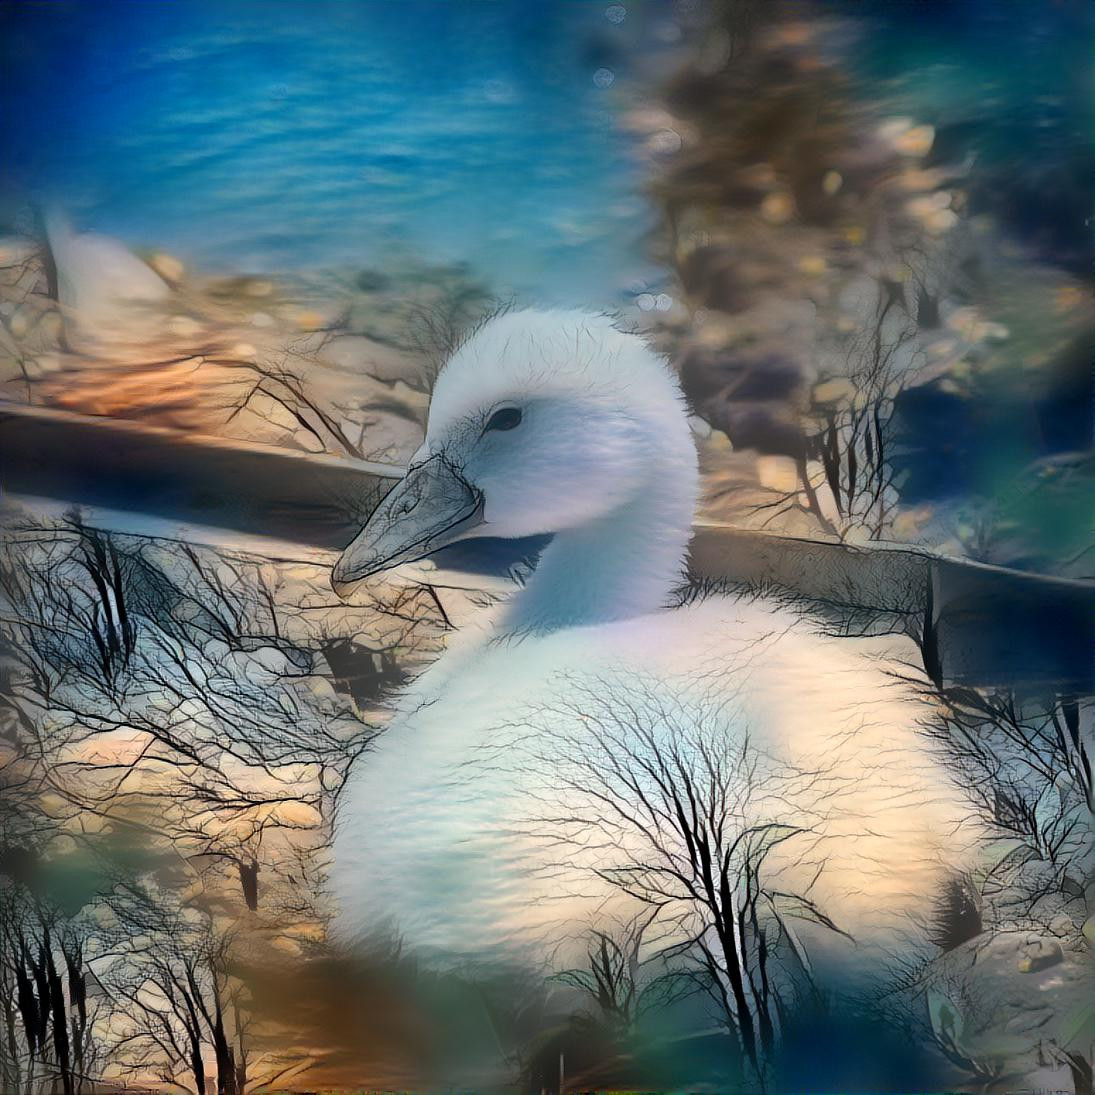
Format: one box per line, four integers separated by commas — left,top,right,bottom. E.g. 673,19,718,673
483,406,522,433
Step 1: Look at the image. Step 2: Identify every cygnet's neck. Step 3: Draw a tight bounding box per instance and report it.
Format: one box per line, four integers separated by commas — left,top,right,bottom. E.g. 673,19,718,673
501,438,699,635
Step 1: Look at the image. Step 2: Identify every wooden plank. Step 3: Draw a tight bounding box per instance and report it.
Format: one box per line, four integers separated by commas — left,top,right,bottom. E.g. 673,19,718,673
2,401,1090,690
0,400,400,551
689,523,1093,691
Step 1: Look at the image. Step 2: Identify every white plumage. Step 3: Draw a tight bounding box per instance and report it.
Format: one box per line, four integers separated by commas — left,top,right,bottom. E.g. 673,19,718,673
330,309,978,990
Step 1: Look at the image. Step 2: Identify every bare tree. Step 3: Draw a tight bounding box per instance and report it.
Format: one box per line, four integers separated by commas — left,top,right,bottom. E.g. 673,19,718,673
510,673,849,1080
742,279,921,543
97,878,311,1095
0,728,110,1095
551,908,699,1045
0,508,444,1091
0,515,421,893
0,897,106,1095
927,689,1092,927
907,676,1094,1093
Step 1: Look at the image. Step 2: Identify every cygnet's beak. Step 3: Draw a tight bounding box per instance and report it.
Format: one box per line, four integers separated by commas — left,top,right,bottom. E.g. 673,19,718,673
331,453,484,596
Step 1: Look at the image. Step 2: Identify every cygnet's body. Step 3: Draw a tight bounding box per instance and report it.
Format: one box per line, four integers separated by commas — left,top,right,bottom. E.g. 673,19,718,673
330,310,977,988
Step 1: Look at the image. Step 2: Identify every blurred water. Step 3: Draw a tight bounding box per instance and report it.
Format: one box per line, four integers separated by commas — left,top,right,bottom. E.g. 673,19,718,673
4,2,1089,299
0,0,673,303
844,0,1093,274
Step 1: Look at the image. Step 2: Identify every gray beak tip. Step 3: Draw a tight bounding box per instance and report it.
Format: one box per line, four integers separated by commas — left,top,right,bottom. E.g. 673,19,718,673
330,454,484,600
329,571,359,599
329,558,366,598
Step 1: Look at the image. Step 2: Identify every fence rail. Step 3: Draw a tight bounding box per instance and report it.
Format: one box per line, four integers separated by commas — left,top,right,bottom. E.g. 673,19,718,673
1,400,1090,691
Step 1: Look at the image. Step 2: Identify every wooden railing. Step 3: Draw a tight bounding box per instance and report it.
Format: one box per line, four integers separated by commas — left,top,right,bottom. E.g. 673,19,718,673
2,400,1090,690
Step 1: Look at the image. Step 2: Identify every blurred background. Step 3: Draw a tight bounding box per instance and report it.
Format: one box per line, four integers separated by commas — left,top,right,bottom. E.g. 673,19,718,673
0,2,1092,1092
2,0,1092,572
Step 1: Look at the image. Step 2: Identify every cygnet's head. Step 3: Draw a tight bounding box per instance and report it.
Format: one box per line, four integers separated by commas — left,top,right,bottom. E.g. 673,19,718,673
332,309,697,592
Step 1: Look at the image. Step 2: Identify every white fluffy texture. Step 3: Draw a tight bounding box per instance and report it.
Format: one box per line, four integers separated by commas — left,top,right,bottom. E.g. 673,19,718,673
421,310,699,631
331,309,978,985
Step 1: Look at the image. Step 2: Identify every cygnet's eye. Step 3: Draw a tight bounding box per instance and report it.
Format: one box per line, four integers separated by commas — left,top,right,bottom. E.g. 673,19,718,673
482,406,522,434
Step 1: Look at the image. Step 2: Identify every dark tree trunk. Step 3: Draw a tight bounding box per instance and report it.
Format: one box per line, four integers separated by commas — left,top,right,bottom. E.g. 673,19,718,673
211,994,237,1095
14,949,40,1056
1067,1053,1093,1095
190,1044,206,1095
238,860,259,912
919,575,943,688
43,936,73,1095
